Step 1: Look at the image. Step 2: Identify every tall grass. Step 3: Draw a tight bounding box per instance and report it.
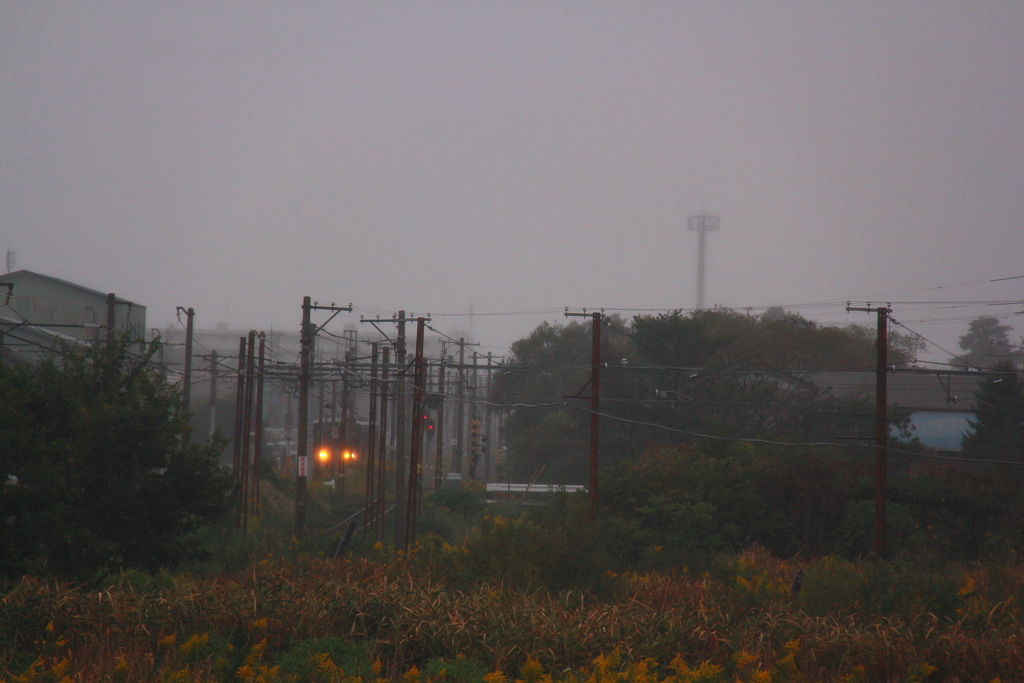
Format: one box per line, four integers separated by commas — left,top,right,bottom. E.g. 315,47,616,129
3,547,1023,682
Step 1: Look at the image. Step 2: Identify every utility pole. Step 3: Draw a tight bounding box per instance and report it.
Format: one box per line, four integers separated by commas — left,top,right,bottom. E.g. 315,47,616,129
209,350,218,441
241,330,256,533
316,373,326,479
469,351,479,479
232,337,246,474
285,393,293,473
155,328,165,368
394,311,408,549
232,336,246,528
296,299,312,538
377,346,390,533
363,342,379,534
455,338,466,474
566,309,602,517
434,358,446,491
106,293,116,345
485,352,493,482
177,307,195,414
405,317,427,550
341,349,352,486
330,378,338,481
848,303,891,558
295,297,352,538
253,332,265,518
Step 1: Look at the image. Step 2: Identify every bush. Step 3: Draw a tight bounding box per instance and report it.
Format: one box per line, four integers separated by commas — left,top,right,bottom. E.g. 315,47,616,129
0,336,232,581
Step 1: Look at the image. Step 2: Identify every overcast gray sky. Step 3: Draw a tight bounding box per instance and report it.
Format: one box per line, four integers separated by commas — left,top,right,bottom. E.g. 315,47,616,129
3,2,1022,361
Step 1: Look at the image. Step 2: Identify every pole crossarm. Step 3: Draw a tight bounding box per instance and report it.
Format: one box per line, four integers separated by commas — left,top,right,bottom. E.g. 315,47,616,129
309,302,353,335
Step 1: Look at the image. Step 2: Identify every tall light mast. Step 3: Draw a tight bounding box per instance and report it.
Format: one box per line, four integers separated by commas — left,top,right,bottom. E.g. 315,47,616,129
687,214,720,309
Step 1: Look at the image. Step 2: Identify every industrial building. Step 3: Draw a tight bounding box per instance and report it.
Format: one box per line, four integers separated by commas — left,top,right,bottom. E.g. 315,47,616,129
0,269,146,364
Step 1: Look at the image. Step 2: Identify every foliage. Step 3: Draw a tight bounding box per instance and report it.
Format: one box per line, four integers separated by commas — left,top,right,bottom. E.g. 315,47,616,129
495,309,925,482
0,336,232,581
599,442,1024,562
412,494,616,594
4,551,1024,682
960,363,1024,462
599,443,868,562
951,315,1021,370
496,317,633,483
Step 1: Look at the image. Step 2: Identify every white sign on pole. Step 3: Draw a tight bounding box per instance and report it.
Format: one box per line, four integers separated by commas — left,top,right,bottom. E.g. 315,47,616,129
298,456,308,478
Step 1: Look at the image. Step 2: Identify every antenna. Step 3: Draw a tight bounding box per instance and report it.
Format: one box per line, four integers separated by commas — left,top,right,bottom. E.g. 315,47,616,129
687,214,720,309
5,246,14,273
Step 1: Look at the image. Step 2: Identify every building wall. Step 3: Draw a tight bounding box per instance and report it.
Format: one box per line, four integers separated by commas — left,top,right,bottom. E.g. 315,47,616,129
1,270,146,342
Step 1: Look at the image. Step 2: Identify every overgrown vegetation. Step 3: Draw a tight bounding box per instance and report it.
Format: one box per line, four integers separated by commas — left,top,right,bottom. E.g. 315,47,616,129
0,336,232,582
4,546,1024,682
3,314,1024,681
3,459,1024,682
495,309,927,484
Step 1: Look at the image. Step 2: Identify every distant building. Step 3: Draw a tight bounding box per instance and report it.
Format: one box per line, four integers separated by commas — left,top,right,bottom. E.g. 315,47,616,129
807,369,981,451
0,269,145,363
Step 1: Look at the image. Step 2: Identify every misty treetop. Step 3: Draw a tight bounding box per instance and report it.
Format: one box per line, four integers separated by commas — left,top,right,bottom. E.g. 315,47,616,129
952,315,1023,370
494,308,924,484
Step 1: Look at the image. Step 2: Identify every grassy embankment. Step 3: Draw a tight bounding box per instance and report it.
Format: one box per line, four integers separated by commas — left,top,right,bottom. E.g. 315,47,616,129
3,542,1024,683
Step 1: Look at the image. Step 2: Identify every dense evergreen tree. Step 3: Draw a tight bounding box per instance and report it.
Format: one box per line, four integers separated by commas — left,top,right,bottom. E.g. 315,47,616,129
0,337,232,581
952,316,1021,370
961,363,1024,461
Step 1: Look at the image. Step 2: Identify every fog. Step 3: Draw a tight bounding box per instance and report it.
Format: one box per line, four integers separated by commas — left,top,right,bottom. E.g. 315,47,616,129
3,2,1022,360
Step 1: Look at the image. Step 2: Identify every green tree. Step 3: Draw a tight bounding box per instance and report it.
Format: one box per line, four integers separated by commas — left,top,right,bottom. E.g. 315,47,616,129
0,336,232,581
599,442,868,561
960,363,1024,462
627,309,923,442
952,316,1021,370
494,316,633,483
496,309,925,481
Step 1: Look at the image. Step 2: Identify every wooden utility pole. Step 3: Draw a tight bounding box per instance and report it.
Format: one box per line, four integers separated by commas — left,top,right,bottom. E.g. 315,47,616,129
341,348,352,486
565,309,602,517
455,338,466,473
588,312,600,515
285,393,293,473
874,307,889,558
178,307,195,414
394,311,408,549
232,338,246,469
208,350,218,441
241,330,256,533
105,293,116,345
363,342,379,535
848,304,890,558
434,358,446,491
316,374,326,478
405,317,427,550
232,335,246,528
295,297,352,538
330,379,338,478
377,346,390,533
469,352,479,479
485,352,493,482
253,332,265,518
296,298,312,538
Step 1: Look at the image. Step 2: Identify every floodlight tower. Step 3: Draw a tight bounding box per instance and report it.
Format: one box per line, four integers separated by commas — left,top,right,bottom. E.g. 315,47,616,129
687,213,720,309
